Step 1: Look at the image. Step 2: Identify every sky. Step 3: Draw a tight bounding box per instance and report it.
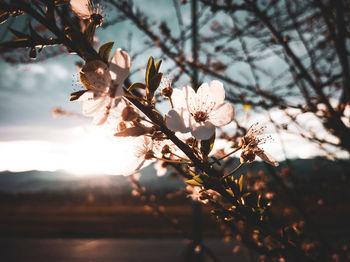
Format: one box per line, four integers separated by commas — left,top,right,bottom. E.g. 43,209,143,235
0,1,347,176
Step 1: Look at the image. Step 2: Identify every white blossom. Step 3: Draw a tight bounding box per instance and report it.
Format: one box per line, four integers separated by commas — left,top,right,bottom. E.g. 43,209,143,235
239,123,279,167
78,48,130,125
166,80,234,140
125,136,154,174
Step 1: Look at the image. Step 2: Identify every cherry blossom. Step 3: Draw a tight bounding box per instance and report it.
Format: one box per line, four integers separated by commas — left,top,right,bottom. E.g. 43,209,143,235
78,48,130,125
125,135,155,175
70,0,103,25
239,123,279,167
166,80,234,140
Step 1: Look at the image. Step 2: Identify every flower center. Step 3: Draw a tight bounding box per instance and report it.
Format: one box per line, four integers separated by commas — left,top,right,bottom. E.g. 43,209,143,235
193,111,209,123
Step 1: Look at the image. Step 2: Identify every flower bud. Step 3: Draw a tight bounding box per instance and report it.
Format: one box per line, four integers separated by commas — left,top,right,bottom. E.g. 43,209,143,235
121,106,139,121
186,137,197,147
161,86,173,98
161,145,171,155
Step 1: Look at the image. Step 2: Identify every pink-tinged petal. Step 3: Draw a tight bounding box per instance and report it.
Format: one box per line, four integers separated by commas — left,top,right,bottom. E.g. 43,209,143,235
256,150,279,167
79,91,106,116
171,88,186,109
209,80,225,104
110,48,131,83
191,121,215,140
166,109,190,133
70,0,91,19
196,80,225,107
209,102,234,127
92,99,113,125
92,108,109,125
110,81,124,97
124,158,147,175
182,85,197,111
196,82,210,109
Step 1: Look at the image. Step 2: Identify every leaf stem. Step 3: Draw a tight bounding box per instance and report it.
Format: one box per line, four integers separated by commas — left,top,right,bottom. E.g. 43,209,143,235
220,162,244,181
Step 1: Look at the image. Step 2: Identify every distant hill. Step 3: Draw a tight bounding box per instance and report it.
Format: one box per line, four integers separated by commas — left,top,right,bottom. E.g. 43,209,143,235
0,165,184,193
0,158,348,193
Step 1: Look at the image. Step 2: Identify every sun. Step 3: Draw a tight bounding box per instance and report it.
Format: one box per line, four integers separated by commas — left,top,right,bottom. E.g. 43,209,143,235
0,125,136,176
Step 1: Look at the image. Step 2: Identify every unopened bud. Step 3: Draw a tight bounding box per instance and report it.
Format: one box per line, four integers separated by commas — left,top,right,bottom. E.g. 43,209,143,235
161,145,171,155
161,86,173,98
186,137,197,147
122,106,138,121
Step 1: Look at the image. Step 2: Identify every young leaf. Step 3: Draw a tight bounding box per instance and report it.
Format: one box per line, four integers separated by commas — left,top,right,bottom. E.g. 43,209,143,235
238,174,244,192
70,90,87,101
186,179,202,187
155,60,162,72
193,175,204,184
152,109,164,123
128,82,146,92
145,56,156,85
147,72,163,99
79,72,97,89
98,41,114,61
200,131,215,159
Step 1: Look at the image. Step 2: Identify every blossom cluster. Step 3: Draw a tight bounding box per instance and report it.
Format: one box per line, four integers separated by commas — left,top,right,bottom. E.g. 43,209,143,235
68,0,278,203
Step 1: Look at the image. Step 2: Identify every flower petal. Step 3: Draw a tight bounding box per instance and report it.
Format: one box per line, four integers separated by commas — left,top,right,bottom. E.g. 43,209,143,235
196,80,225,107
166,109,190,133
109,48,131,83
209,102,234,127
79,91,106,116
70,0,92,19
182,85,197,111
256,150,279,167
209,80,225,105
171,88,186,109
191,121,215,140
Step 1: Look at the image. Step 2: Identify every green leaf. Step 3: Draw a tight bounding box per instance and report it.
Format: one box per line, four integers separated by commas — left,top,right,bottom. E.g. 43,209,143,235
226,189,234,196
98,41,114,61
79,72,97,90
128,82,146,92
188,169,198,177
155,60,162,72
145,56,155,85
238,174,244,192
193,175,204,184
200,131,215,159
70,90,87,101
257,194,261,208
152,109,164,123
186,179,202,187
147,72,163,99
